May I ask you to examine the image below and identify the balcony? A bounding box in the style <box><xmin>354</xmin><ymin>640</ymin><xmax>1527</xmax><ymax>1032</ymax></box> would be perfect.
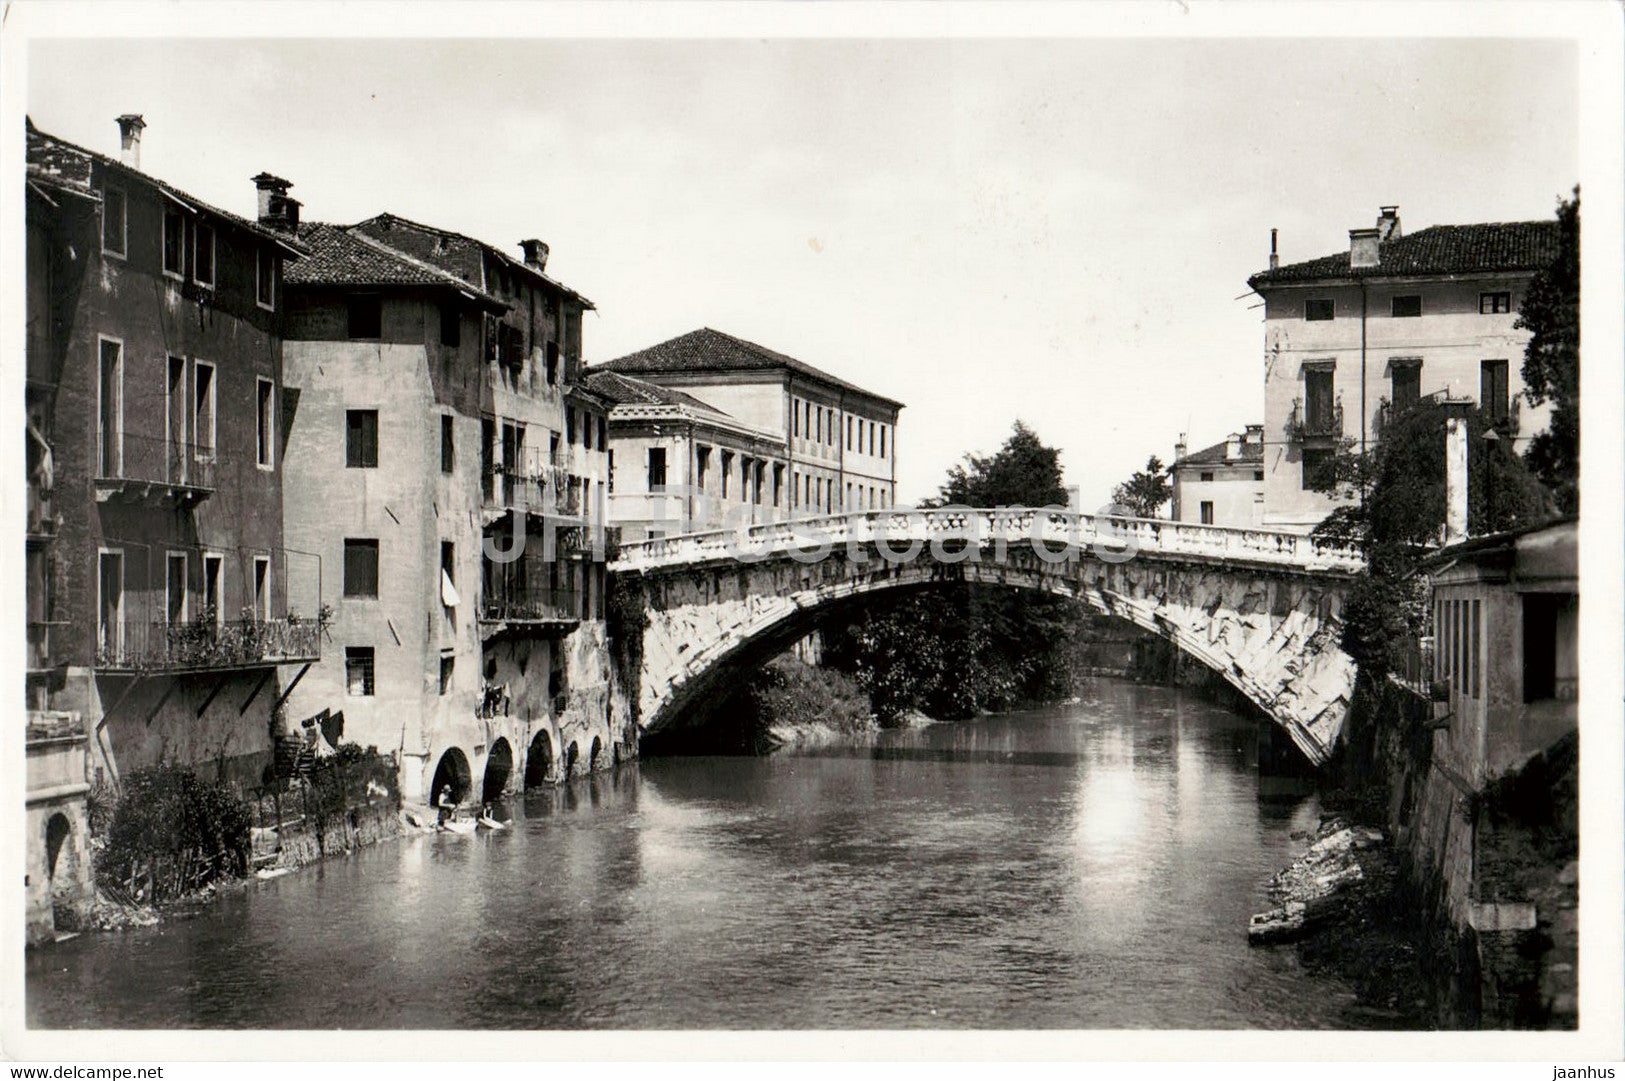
<box><xmin>95</xmin><ymin>617</ymin><xmax>321</xmax><ymax>674</ymax></box>
<box><xmin>1285</xmin><ymin>396</ymin><xmax>1344</xmax><ymax>444</ymax></box>
<box><xmin>94</xmin><ymin>433</ymin><xmax>216</xmax><ymax>508</ymax></box>
<box><xmin>477</xmin><ymin>588</ymin><xmax>580</xmax><ymax>639</ymax></box>
<box><xmin>482</xmin><ymin>448</ymin><xmax>585</xmax><ymax>524</ymax></box>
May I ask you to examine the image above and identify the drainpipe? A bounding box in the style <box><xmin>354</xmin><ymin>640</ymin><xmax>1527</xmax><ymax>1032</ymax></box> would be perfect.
<box><xmin>1359</xmin><ymin>280</ymin><xmax>1368</xmax><ymax>512</ymax></box>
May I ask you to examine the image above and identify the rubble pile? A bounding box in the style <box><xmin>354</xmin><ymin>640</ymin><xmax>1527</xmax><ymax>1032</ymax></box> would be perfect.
<box><xmin>1249</xmin><ymin>816</ymin><xmax>1384</xmax><ymax>945</ymax></box>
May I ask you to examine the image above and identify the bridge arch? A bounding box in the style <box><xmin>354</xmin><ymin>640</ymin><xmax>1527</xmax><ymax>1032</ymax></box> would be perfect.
<box><xmin>614</xmin><ymin>511</ymin><xmax>1359</xmax><ymax>765</ymax></box>
<box><xmin>482</xmin><ymin>738</ymin><xmax>514</xmax><ymax>803</ymax></box>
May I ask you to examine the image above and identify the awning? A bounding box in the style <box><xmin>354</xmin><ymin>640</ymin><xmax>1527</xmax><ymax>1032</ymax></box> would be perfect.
<box><xmin>442</xmin><ymin>569</ymin><xmax>461</xmax><ymax>608</ymax></box>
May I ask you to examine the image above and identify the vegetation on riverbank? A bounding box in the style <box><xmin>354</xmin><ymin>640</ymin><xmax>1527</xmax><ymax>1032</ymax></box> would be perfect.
<box><xmin>91</xmin><ymin>764</ymin><xmax>252</xmax><ymax>908</ymax></box>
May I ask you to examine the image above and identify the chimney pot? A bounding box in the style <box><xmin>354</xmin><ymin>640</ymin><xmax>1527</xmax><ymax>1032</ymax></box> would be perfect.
<box><xmin>1350</xmin><ymin>227</ymin><xmax>1380</xmax><ymax>270</ymax></box>
<box><xmin>519</xmin><ymin>239</ymin><xmax>550</xmax><ymax>272</ymax></box>
<box><xmin>115</xmin><ymin>114</ymin><xmax>145</xmax><ymax>170</ymax></box>
<box><xmin>1376</xmin><ymin>205</ymin><xmax>1401</xmax><ymax>242</ymax></box>
<box><xmin>252</xmin><ymin>173</ymin><xmax>299</xmax><ymax>232</ymax></box>
<box><xmin>1226</xmin><ymin>433</ymin><xmax>1242</xmax><ymax>460</ymax></box>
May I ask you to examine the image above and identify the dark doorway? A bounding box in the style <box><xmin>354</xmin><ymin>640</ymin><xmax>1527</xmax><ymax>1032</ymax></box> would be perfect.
<box><xmin>45</xmin><ymin>813</ymin><xmax>71</xmax><ymax>879</ymax></box>
<box><xmin>482</xmin><ymin>739</ymin><xmax>513</xmax><ymax>803</ymax></box>
<box><xmin>524</xmin><ymin>730</ymin><xmax>553</xmax><ymax>788</ymax></box>
<box><xmin>430</xmin><ymin>747</ymin><xmax>472</xmax><ymax>807</ymax></box>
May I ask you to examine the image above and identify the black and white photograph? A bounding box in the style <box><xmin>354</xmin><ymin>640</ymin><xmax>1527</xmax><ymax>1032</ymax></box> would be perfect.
<box><xmin>4</xmin><ymin>0</ymin><xmax>1622</xmax><ymax>1063</ymax></box>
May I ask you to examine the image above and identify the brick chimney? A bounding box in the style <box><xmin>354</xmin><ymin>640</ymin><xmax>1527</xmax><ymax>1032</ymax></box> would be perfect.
<box><xmin>252</xmin><ymin>173</ymin><xmax>300</xmax><ymax>232</ymax></box>
<box><xmin>1225</xmin><ymin>432</ymin><xmax>1242</xmax><ymax>460</ymax></box>
<box><xmin>1244</xmin><ymin>423</ymin><xmax>1264</xmax><ymax>448</ymax></box>
<box><xmin>1269</xmin><ymin>228</ymin><xmax>1279</xmax><ymax>271</ymax></box>
<box><xmin>1175</xmin><ymin>433</ymin><xmax>1188</xmax><ymax>462</ymax></box>
<box><xmin>1349</xmin><ymin>227</ymin><xmax>1380</xmax><ymax>270</ymax></box>
<box><xmin>1376</xmin><ymin>205</ymin><xmax>1401</xmax><ymax>242</ymax></box>
<box><xmin>519</xmin><ymin>239</ymin><xmax>550</xmax><ymax>272</ymax></box>
<box><xmin>116</xmin><ymin>114</ymin><xmax>145</xmax><ymax>170</ymax></box>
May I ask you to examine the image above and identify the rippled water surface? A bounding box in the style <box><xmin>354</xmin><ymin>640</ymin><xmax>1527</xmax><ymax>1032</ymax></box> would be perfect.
<box><xmin>28</xmin><ymin>679</ymin><xmax>1374</xmax><ymax>1029</ymax></box>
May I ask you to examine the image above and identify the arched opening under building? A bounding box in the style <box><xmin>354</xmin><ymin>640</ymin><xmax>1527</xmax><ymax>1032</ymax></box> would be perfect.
<box><xmin>563</xmin><ymin>740</ymin><xmax>580</xmax><ymax>779</ymax></box>
<box><xmin>45</xmin><ymin>813</ymin><xmax>71</xmax><ymax>880</ymax></box>
<box><xmin>524</xmin><ymin>729</ymin><xmax>553</xmax><ymax>788</ymax></box>
<box><xmin>589</xmin><ymin>736</ymin><xmax>603</xmax><ymax>772</ymax></box>
<box><xmin>430</xmin><ymin>747</ymin><xmax>472</xmax><ymax>808</ymax></box>
<box><xmin>482</xmin><ymin>738</ymin><xmax>513</xmax><ymax>803</ymax></box>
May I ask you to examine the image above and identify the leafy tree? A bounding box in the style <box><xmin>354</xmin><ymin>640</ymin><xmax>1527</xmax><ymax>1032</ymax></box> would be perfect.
<box><xmin>1515</xmin><ymin>188</ymin><xmax>1579</xmax><ymax>512</ymax></box>
<box><xmin>823</xmin><ymin>421</ymin><xmax>1086</xmax><ymax>724</ymax></box>
<box><xmin>1112</xmin><ymin>456</ymin><xmax>1171</xmax><ymax>518</ymax></box>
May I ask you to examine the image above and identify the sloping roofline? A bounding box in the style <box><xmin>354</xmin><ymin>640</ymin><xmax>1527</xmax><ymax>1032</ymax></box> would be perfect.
<box><xmin>353</xmin><ymin>211</ymin><xmax>596</xmax><ymax>311</ymax></box>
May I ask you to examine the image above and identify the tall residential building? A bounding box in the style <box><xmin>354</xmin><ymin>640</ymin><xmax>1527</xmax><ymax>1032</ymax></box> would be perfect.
<box><xmin>598</xmin><ymin>328</ymin><xmax>903</xmax><ymax>518</ymax></box>
<box><xmin>1248</xmin><ymin>207</ymin><xmax>1559</xmax><ymax>532</ymax></box>
<box><xmin>1168</xmin><ymin>426</ymin><xmax>1264</xmax><ymax>527</ymax></box>
<box><xmin>278</xmin><ymin>204</ymin><xmax>621</xmax><ymax>808</ymax></box>
<box><xmin>585</xmin><ymin>369</ymin><xmax>789</xmax><ymax>540</ymax></box>
<box><xmin>25</xmin><ymin>117</ymin><xmax>312</xmax><ymax>941</ymax></box>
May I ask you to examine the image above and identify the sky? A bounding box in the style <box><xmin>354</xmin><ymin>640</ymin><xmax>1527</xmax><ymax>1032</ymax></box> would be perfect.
<box><xmin>26</xmin><ymin>33</ymin><xmax>1579</xmax><ymax>508</ymax></box>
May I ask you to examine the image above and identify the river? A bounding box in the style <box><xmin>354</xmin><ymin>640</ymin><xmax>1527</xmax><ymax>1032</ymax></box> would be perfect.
<box><xmin>27</xmin><ymin>677</ymin><xmax>1381</xmax><ymax>1029</ymax></box>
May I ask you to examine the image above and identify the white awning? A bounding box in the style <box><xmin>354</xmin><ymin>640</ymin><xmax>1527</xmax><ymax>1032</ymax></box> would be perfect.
<box><xmin>441</xmin><ymin>570</ymin><xmax>461</xmax><ymax>608</ymax></box>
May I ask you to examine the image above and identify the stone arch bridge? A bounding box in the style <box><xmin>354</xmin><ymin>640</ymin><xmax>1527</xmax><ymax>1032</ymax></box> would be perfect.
<box><xmin>609</xmin><ymin>509</ymin><xmax>1365</xmax><ymax>766</ymax></box>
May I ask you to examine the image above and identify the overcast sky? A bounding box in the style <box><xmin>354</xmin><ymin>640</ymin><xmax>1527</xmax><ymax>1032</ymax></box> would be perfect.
<box><xmin>27</xmin><ymin>34</ymin><xmax>1577</xmax><ymax>506</ymax></box>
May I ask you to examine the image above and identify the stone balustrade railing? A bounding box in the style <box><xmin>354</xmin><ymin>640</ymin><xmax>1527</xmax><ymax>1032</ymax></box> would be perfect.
<box><xmin>611</xmin><ymin>508</ymin><xmax>1365</xmax><ymax>575</ymax></box>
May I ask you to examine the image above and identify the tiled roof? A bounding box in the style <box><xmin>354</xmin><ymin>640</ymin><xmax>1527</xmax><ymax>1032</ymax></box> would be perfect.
<box><xmin>352</xmin><ymin>213</ymin><xmax>595</xmax><ymax>311</ymax></box>
<box><xmin>284</xmin><ymin>223</ymin><xmax>504</xmax><ymax>308</ymax></box>
<box><xmin>584</xmin><ymin>369</ymin><xmax>734</xmax><ymax>417</ymax></box>
<box><xmin>599</xmin><ymin>328</ymin><xmax>905</xmax><ymax>410</ymax></box>
<box><xmin>1176</xmin><ymin>436</ymin><xmax>1264</xmax><ymax>468</ymax></box>
<box><xmin>25</xmin><ymin>118</ymin><xmax>307</xmax><ymax>256</ymax></box>
<box><xmin>1248</xmin><ymin>221</ymin><xmax>1559</xmax><ymax>287</ymax></box>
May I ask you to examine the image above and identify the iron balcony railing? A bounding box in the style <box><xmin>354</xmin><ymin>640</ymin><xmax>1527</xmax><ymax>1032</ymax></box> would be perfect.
<box><xmin>96</xmin><ymin>617</ymin><xmax>321</xmax><ymax>673</ymax></box>
<box><xmin>477</xmin><ymin>588</ymin><xmax>580</xmax><ymax>626</ymax></box>
<box><xmin>1286</xmin><ymin>396</ymin><xmax>1344</xmax><ymax>442</ymax></box>
<box><xmin>483</xmin><ymin>447</ymin><xmax>584</xmax><ymax>519</ymax></box>
<box><xmin>94</xmin><ymin>432</ymin><xmax>217</xmax><ymax>502</ymax></box>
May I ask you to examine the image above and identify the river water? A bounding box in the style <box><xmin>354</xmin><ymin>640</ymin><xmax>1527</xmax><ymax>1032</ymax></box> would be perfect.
<box><xmin>28</xmin><ymin>678</ymin><xmax>1379</xmax><ymax>1029</ymax></box>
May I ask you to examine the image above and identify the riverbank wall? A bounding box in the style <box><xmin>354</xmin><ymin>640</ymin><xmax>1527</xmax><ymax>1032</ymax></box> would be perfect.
<box><xmin>1336</xmin><ymin>673</ymin><xmax>1578</xmax><ymax>1028</ymax></box>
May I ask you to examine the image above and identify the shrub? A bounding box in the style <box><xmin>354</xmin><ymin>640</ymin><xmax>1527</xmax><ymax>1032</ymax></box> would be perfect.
<box><xmin>95</xmin><ymin>764</ymin><xmax>252</xmax><ymax>904</ymax></box>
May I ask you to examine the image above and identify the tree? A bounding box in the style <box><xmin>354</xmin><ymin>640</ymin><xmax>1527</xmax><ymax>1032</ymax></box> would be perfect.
<box><xmin>823</xmin><ymin>420</ymin><xmax>1085</xmax><ymax>724</ymax></box>
<box><xmin>1112</xmin><ymin>456</ymin><xmax>1171</xmax><ymax>518</ymax></box>
<box><xmin>1515</xmin><ymin>188</ymin><xmax>1579</xmax><ymax>513</ymax></box>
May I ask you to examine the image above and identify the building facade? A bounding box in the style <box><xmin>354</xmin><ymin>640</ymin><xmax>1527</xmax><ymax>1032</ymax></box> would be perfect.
<box><xmin>1168</xmin><ymin>426</ymin><xmax>1264</xmax><ymax>527</ymax></box>
<box><xmin>586</xmin><ymin>369</ymin><xmax>789</xmax><ymax>539</ymax></box>
<box><xmin>597</xmin><ymin>328</ymin><xmax>902</xmax><ymax>518</ymax></box>
<box><xmin>1248</xmin><ymin>207</ymin><xmax>1558</xmax><ymax>532</ymax></box>
<box><xmin>279</xmin><ymin>207</ymin><xmax>623</xmax><ymax>808</ymax></box>
<box><xmin>25</xmin><ymin>117</ymin><xmax>314</xmax><ymax>942</ymax></box>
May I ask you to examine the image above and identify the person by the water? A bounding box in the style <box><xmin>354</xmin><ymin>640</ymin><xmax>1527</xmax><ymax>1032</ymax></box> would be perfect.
<box><xmin>436</xmin><ymin>784</ymin><xmax>455</xmax><ymax>826</ymax></box>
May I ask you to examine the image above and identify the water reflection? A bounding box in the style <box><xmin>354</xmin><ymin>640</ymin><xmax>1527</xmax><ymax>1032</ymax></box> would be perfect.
<box><xmin>28</xmin><ymin>679</ymin><xmax>1368</xmax><ymax>1030</ymax></box>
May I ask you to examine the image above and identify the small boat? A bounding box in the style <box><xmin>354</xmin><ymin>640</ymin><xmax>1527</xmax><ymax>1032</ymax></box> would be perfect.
<box><xmin>439</xmin><ymin>817</ymin><xmax>477</xmax><ymax>835</ymax></box>
<box><xmin>256</xmin><ymin>867</ymin><xmax>292</xmax><ymax>880</ymax></box>
<box><xmin>477</xmin><ymin>814</ymin><xmax>507</xmax><ymax>830</ymax></box>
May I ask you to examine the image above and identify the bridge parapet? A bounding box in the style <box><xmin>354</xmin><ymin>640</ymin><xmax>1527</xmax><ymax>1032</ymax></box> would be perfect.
<box><xmin>612</xmin><ymin>508</ymin><xmax>1364</xmax><ymax>576</ymax></box>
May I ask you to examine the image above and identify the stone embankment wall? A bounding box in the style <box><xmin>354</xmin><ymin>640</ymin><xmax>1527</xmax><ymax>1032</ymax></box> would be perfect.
<box><xmin>1339</xmin><ymin>675</ymin><xmax>1578</xmax><ymax>1028</ymax></box>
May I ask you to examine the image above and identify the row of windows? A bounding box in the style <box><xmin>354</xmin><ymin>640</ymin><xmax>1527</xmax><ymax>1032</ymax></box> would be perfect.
<box><xmin>100</xmin><ymin>187</ymin><xmax>278</xmax><ymax>310</ymax></box>
<box><xmin>94</xmin><ymin>549</ymin><xmax>275</xmax><ymax>661</ymax></box>
<box><xmin>342</xmin><ymin>408</ymin><xmax>602</xmax><ymax>474</ymax></box>
<box><xmin>1303</xmin><ymin>291</ymin><xmax>1512</xmax><ymax>322</ymax></box>
<box><xmin>794</xmin><ymin>473</ymin><xmax>889</xmax><ymax>512</ymax></box>
<box><xmin>792</xmin><ymin>396</ymin><xmax>889</xmax><ymax>459</ymax></box>
<box><xmin>95</xmin><ymin>339</ymin><xmax>276</xmax><ymax>475</ymax></box>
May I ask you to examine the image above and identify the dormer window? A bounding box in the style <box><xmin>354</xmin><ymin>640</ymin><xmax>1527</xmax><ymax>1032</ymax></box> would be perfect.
<box><xmin>101</xmin><ymin>187</ymin><xmax>127</xmax><ymax>258</ymax></box>
<box><xmin>193</xmin><ymin>220</ymin><xmax>216</xmax><ymax>286</ymax></box>
<box><xmin>162</xmin><ymin>209</ymin><xmax>185</xmax><ymax>277</ymax></box>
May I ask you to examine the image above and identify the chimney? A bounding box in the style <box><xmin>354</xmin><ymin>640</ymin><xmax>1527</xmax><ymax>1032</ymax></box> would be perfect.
<box><xmin>519</xmin><ymin>239</ymin><xmax>550</xmax><ymax>272</ymax></box>
<box><xmin>1225</xmin><ymin>432</ymin><xmax>1242</xmax><ymax>460</ymax></box>
<box><xmin>1376</xmin><ymin>205</ymin><xmax>1401</xmax><ymax>242</ymax></box>
<box><xmin>252</xmin><ymin>173</ymin><xmax>300</xmax><ymax>232</ymax></box>
<box><xmin>1174</xmin><ymin>433</ymin><xmax>1188</xmax><ymax>462</ymax></box>
<box><xmin>1269</xmin><ymin>228</ymin><xmax>1279</xmax><ymax>271</ymax></box>
<box><xmin>115</xmin><ymin>114</ymin><xmax>146</xmax><ymax>170</ymax></box>
<box><xmin>1349</xmin><ymin>227</ymin><xmax>1380</xmax><ymax>270</ymax></box>
<box><xmin>1244</xmin><ymin>423</ymin><xmax>1264</xmax><ymax>448</ymax></box>
<box><xmin>1444</xmin><ymin>402</ymin><xmax>1470</xmax><ymax>544</ymax></box>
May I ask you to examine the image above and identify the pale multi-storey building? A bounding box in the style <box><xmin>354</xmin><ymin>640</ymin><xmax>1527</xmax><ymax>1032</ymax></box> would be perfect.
<box><xmin>1168</xmin><ymin>426</ymin><xmax>1264</xmax><ymax>528</ymax></box>
<box><xmin>1248</xmin><ymin>207</ymin><xmax>1558</xmax><ymax>532</ymax></box>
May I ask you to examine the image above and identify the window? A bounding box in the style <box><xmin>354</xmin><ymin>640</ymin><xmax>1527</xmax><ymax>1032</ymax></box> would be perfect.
<box><xmin>1304</xmin><ymin>365</ymin><xmax>1335</xmax><ymax>433</ymax></box>
<box><xmin>346</xmin><ymin>647</ymin><xmax>375</xmax><ymax>696</ymax></box>
<box><xmin>545</xmin><ymin>342</ymin><xmax>559</xmax><ymax>385</ymax></box>
<box><xmin>1480</xmin><ymin>291</ymin><xmax>1512</xmax><ymax>314</ymax></box>
<box><xmin>847</xmin><ymin>416</ymin><xmax>854</xmax><ymax>450</ymax></box>
<box><xmin>98</xmin><ymin>551</ymin><xmax>124</xmax><ymax>658</ymax></box>
<box><xmin>253</xmin><ymin>556</ymin><xmax>271</xmax><ymax>620</ymax></box>
<box><xmin>256</xmin><ymin>248</ymin><xmax>276</xmax><ymax>309</ymax></box>
<box><xmin>1390</xmin><ymin>294</ymin><xmax>1421</xmax><ymax>318</ymax></box>
<box><xmin>607</xmin><ymin>450</ymin><xmax>615</xmax><ymax>492</ymax></box>
<box><xmin>256</xmin><ymin>378</ymin><xmax>275</xmax><ymax>468</ymax></box>
<box><xmin>1304</xmin><ymin>297</ymin><xmax>1334</xmax><ymax>321</ymax></box>
<box><xmin>773</xmin><ymin>464</ymin><xmax>784</xmax><ymax>507</ymax></box>
<box><xmin>869</xmin><ymin>422</ymin><xmax>875</xmax><ymax>456</ymax></box>
<box><xmin>163</xmin><ymin>209</ymin><xmax>185</xmax><ymax>277</ymax></box>
<box><xmin>441</xmin><ymin>415</ymin><xmax>455</xmax><ymax>474</ymax></box>
<box><xmin>647</xmin><ymin>447</ymin><xmax>666</xmax><ymax>490</ymax></box>
<box><xmin>696</xmin><ymin>445</ymin><xmax>710</xmax><ymax>491</ymax></box>
<box><xmin>193</xmin><ymin>220</ymin><xmax>215</xmax><ymax>286</ymax></box>
<box><xmin>1199</xmin><ymin>471</ymin><xmax>1214</xmax><ymax>482</ymax></box>
<box><xmin>566</xmin><ymin>407</ymin><xmax>577</xmax><ymax>446</ymax></box>
<box><xmin>98</xmin><ymin>338</ymin><xmax>123</xmax><ymax>477</ymax></box>
<box><xmin>721</xmin><ymin>451</ymin><xmax>733</xmax><ymax>498</ymax></box>
<box><xmin>1199</xmin><ymin>501</ymin><xmax>1215</xmax><ymax>525</ymax></box>
<box><xmin>1522</xmin><ymin>593</ymin><xmax>1577</xmax><ymax>702</ymax></box>
<box><xmin>1470</xmin><ymin>598</ymin><xmax>1481</xmax><ymax>700</ymax></box>
<box><xmin>880</xmin><ymin>425</ymin><xmax>887</xmax><ymax>458</ymax></box>
<box><xmin>441</xmin><ymin>541</ymin><xmax>457</xmax><ymax>612</ymax></box>
<box><xmin>1254</xmin><ymin>470</ymin><xmax>1264</xmax><ymax>481</ymax></box>
<box><xmin>439</xmin><ymin>655</ymin><xmax>454</xmax><ymax>696</ymax></box>
<box><xmin>202</xmin><ymin>554</ymin><xmax>223</xmax><ymax>625</ymax></box>
<box><xmin>597</xmin><ymin>416</ymin><xmax>606</xmax><ymax>451</ymax></box>
<box><xmin>792</xmin><ymin>400</ymin><xmax>800</xmax><ymax>437</ymax></box>
<box><xmin>102</xmin><ymin>188</ymin><xmax>127</xmax><ymax>257</ymax></box>
<box><xmin>346</xmin><ymin>409</ymin><xmax>379</xmax><ymax>468</ymax></box>
<box><xmin>166</xmin><ymin>553</ymin><xmax>189</xmax><ymax>624</ymax></box>
<box><xmin>193</xmin><ymin>361</ymin><xmax>216</xmax><ymax>459</ymax></box>
<box><xmin>347</xmin><ymin>294</ymin><xmax>382</xmax><ymax>339</ymax></box>
<box><xmin>845</xmin><ymin>481</ymin><xmax>853</xmax><ymax>509</ymax></box>
<box><xmin>1481</xmin><ymin>360</ymin><xmax>1510</xmax><ymax>424</ymax></box>
<box><xmin>815</xmin><ymin>407</ymin><xmax>822</xmax><ymax>443</ymax></box>
<box><xmin>1390</xmin><ymin>359</ymin><xmax>1422</xmax><ymax>414</ymax></box>
<box><xmin>1301</xmin><ymin>447</ymin><xmax>1333</xmax><ymax>490</ymax></box>
<box><xmin>343</xmin><ymin>539</ymin><xmax>379</xmax><ymax>598</ymax></box>
<box><xmin>754</xmin><ymin>463</ymin><xmax>764</xmax><ymax>505</ymax></box>
<box><xmin>439</xmin><ymin>303</ymin><xmax>460</xmax><ymax>347</ymax></box>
